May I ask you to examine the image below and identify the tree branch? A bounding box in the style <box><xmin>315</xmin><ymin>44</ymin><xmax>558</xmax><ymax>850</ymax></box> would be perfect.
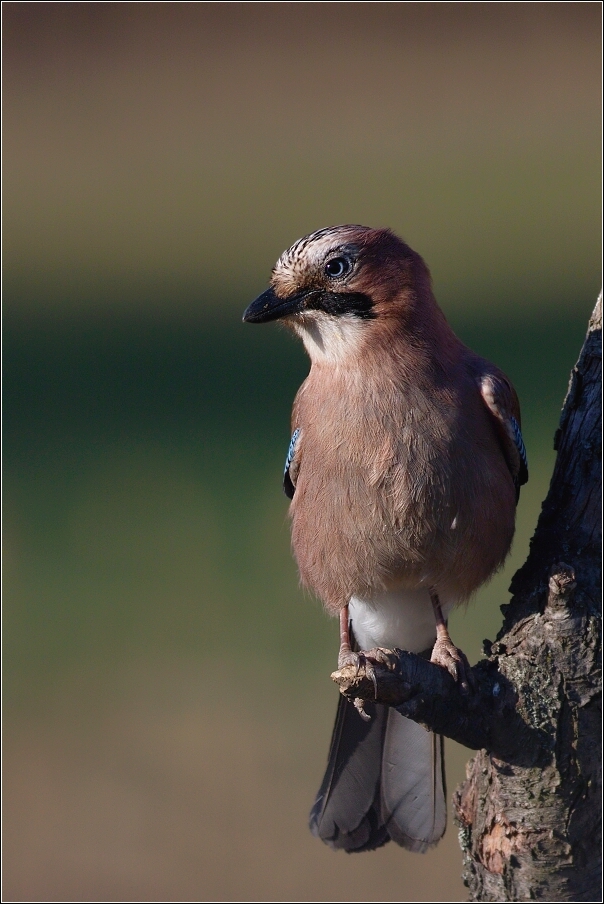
<box><xmin>332</xmin><ymin>567</ymin><xmax>578</xmax><ymax>765</ymax></box>
<box><xmin>332</xmin><ymin>297</ymin><xmax>602</xmax><ymax>901</ymax></box>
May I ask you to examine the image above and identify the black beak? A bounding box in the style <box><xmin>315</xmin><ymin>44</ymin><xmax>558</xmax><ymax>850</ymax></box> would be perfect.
<box><xmin>242</xmin><ymin>287</ymin><xmax>307</xmax><ymax>324</ymax></box>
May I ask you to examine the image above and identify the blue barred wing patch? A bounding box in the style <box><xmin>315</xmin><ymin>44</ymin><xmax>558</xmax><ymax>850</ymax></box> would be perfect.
<box><xmin>283</xmin><ymin>428</ymin><xmax>300</xmax><ymax>499</ymax></box>
<box><xmin>284</xmin><ymin>428</ymin><xmax>300</xmax><ymax>475</ymax></box>
<box><xmin>510</xmin><ymin>416</ymin><xmax>528</xmax><ymax>487</ymax></box>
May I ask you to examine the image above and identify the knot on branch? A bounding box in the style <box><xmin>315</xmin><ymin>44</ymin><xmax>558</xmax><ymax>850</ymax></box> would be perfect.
<box><xmin>547</xmin><ymin>562</ymin><xmax>577</xmax><ymax>611</ymax></box>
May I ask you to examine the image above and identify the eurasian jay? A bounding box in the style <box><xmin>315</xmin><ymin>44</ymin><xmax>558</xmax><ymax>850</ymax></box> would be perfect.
<box><xmin>243</xmin><ymin>225</ymin><xmax>528</xmax><ymax>854</ymax></box>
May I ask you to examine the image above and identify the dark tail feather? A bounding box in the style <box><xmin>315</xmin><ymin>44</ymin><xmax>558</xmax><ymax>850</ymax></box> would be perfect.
<box><xmin>310</xmin><ymin>698</ymin><xmax>446</xmax><ymax>854</ymax></box>
<box><xmin>309</xmin><ymin>694</ymin><xmax>390</xmax><ymax>852</ymax></box>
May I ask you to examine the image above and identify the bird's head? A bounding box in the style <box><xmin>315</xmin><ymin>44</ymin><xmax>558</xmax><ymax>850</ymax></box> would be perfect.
<box><xmin>243</xmin><ymin>225</ymin><xmax>432</xmax><ymax>364</ymax></box>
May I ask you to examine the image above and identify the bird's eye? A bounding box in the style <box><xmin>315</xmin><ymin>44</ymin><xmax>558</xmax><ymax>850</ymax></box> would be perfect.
<box><xmin>325</xmin><ymin>257</ymin><xmax>351</xmax><ymax>279</ymax></box>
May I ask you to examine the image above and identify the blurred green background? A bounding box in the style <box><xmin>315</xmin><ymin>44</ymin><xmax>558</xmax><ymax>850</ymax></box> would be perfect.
<box><xmin>3</xmin><ymin>3</ymin><xmax>600</xmax><ymax>901</ymax></box>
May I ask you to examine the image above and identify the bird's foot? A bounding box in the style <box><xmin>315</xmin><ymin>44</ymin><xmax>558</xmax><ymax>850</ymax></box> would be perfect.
<box><xmin>337</xmin><ymin>647</ymin><xmax>399</xmax><ymax>719</ymax></box>
<box><xmin>337</xmin><ymin>645</ymin><xmax>395</xmax><ymax>675</ymax></box>
<box><xmin>337</xmin><ymin>648</ymin><xmax>378</xmax><ymax>695</ymax></box>
<box><xmin>430</xmin><ymin>636</ymin><xmax>475</xmax><ymax>695</ymax></box>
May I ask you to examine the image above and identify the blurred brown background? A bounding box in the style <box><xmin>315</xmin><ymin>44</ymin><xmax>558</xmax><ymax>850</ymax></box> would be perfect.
<box><xmin>2</xmin><ymin>3</ymin><xmax>601</xmax><ymax>901</ymax></box>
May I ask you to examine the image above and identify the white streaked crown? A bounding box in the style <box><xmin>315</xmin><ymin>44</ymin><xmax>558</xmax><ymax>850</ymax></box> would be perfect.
<box><xmin>272</xmin><ymin>225</ymin><xmax>368</xmax><ymax>296</ymax></box>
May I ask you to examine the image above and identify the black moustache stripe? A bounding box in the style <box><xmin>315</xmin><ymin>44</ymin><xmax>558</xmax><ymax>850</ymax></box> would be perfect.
<box><xmin>307</xmin><ymin>291</ymin><xmax>375</xmax><ymax>320</ymax></box>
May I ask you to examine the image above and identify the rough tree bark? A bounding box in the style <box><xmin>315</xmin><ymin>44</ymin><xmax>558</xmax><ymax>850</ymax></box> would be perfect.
<box><xmin>333</xmin><ymin>298</ymin><xmax>601</xmax><ymax>902</ymax></box>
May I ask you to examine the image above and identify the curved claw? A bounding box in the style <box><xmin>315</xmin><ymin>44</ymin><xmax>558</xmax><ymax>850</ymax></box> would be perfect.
<box><xmin>430</xmin><ymin>636</ymin><xmax>476</xmax><ymax>695</ymax></box>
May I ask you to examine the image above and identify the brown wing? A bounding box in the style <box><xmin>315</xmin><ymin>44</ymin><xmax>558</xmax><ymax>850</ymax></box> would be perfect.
<box><xmin>477</xmin><ymin>369</ymin><xmax>528</xmax><ymax>498</ymax></box>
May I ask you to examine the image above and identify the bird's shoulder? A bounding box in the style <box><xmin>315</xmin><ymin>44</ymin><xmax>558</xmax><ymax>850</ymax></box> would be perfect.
<box><xmin>466</xmin><ymin>353</ymin><xmax>528</xmax><ymax>494</ymax></box>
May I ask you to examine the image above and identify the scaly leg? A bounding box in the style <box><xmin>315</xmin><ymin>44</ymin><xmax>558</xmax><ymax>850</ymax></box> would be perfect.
<box><xmin>429</xmin><ymin>590</ymin><xmax>475</xmax><ymax>694</ymax></box>
<box><xmin>336</xmin><ymin>604</ymin><xmax>382</xmax><ymax>720</ymax></box>
<box><xmin>337</xmin><ymin>604</ymin><xmax>354</xmax><ymax>669</ymax></box>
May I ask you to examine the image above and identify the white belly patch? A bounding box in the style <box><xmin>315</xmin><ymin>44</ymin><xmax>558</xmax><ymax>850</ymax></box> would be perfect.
<box><xmin>348</xmin><ymin>589</ymin><xmax>457</xmax><ymax>654</ymax></box>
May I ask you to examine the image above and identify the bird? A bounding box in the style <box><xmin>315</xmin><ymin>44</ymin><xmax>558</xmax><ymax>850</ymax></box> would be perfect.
<box><xmin>242</xmin><ymin>225</ymin><xmax>528</xmax><ymax>854</ymax></box>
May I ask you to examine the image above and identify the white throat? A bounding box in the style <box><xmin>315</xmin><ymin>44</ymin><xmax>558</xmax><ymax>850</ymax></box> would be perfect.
<box><xmin>291</xmin><ymin>312</ymin><xmax>367</xmax><ymax>366</ymax></box>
